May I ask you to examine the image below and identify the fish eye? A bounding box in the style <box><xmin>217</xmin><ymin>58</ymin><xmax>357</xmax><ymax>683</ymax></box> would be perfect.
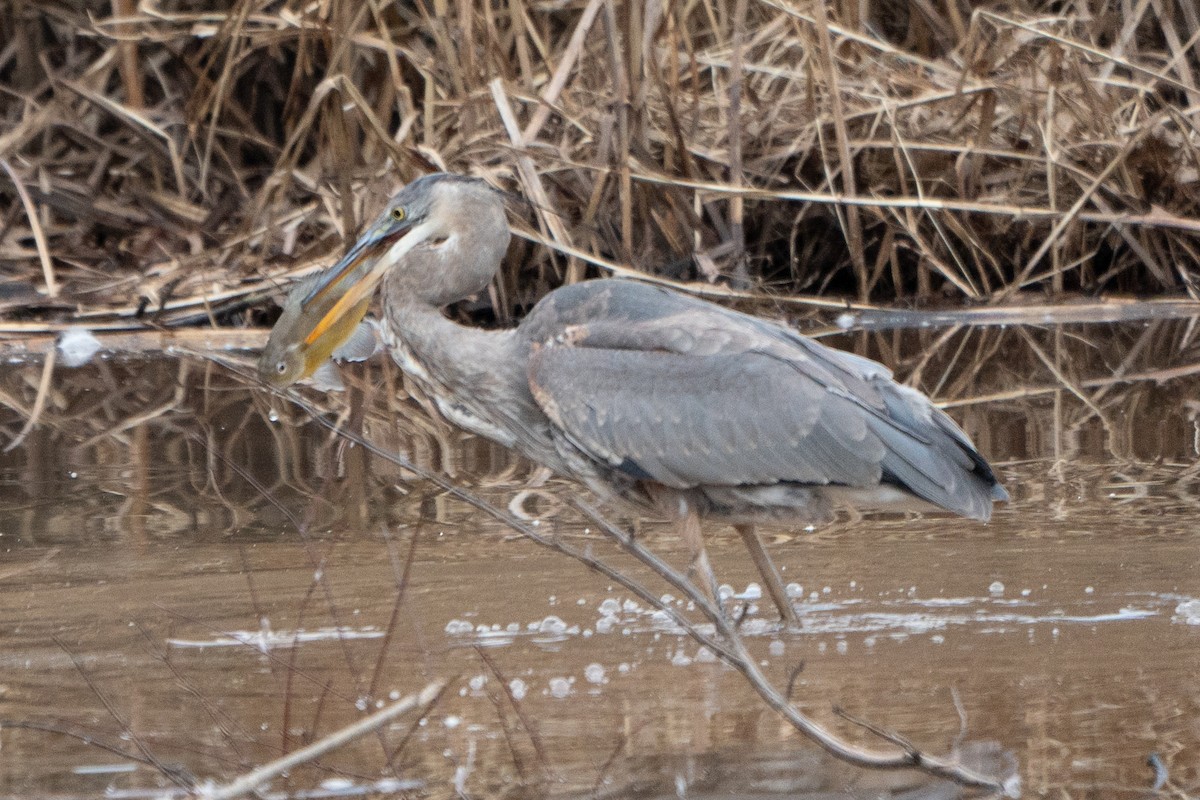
<box><xmin>275</xmin><ymin>360</ymin><xmax>288</xmax><ymax>375</ymax></box>
<box><xmin>390</xmin><ymin>207</ymin><xmax>407</xmax><ymax>222</ymax></box>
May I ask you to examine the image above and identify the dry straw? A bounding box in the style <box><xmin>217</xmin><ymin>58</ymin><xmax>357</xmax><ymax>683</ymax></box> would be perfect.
<box><xmin>2</xmin><ymin>0</ymin><xmax>1199</xmax><ymax>334</ymax></box>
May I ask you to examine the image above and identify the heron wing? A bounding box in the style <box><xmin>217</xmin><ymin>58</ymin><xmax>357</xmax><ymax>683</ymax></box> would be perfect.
<box><xmin>529</xmin><ymin>344</ymin><xmax>886</xmax><ymax>488</ymax></box>
<box><xmin>522</xmin><ymin>279</ymin><xmax>1002</xmax><ymax>520</ymax></box>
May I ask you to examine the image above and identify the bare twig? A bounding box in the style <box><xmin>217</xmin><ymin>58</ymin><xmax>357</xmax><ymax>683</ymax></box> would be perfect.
<box><xmin>53</xmin><ymin>635</ymin><xmax>193</xmax><ymax>789</ymax></box>
<box><xmin>1</xmin><ymin>158</ymin><xmax>58</xmax><ymax>298</ymax></box>
<box><xmin>475</xmin><ymin>646</ymin><xmax>552</xmax><ymax>775</ymax></box>
<box><xmin>573</xmin><ymin>502</ymin><xmax>1008</xmax><ymax>791</ymax></box>
<box><xmin>203</xmin><ymin>680</ymin><xmax>446</xmax><ymax>800</ymax></box>
<box><xmin>4</xmin><ymin>344</ymin><xmax>55</xmax><ymax>453</ymax></box>
<box><xmin>489</xmin><ymin>78</ymin><xmax>581</xmax><ymax>281</ymax></box>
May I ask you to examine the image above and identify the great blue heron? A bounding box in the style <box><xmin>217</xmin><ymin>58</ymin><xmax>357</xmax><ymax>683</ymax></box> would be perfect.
<box><xmin>259</xmin><ymin>173</ymin><xmax>1008</xmax><ymax>625</ymax></box>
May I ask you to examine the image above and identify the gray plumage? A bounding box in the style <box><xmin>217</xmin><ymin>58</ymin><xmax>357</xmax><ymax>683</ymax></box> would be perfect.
<box><xmin>521</xmin><ymin>279</ymin><xmax>1005</xmax><ymax>522</ymax></box>
<box><xmin>343</xmin><ymin>174</ymin><xmax>1006</xmax><ymax>526</ymax></box>
<box><xmin>267</xmin><ymin>172</ymin><xmax>1008</xmax><ymax>624</ymax></box>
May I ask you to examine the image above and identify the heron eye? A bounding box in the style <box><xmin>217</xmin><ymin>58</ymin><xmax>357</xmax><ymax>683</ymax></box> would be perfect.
<box><xmin>390</xmin><ymin>207</ymin><xmax>407</xmax><ymax>222</ymax></box>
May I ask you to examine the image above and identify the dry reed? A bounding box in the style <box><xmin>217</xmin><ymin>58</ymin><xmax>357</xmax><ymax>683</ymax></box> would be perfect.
<box><xmin>1</xmin><ymin>0</ymin><xmax>1200</xmax><ymax>333</ymax></box>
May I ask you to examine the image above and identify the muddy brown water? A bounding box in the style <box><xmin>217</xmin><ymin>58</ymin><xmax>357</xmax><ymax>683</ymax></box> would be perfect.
<box><xmin>1</xmin><ymin>319</ymin><xmax>1199</xmax><ymax>798</ymax></box>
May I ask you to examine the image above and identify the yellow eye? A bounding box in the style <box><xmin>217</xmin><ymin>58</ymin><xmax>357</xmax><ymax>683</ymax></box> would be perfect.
<box><xmin>390</xmin><ymin>207</ymin><xmax>407</xmax><ymax>222</ymax></box>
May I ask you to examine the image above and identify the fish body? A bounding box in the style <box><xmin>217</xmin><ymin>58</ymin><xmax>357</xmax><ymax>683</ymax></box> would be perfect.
<box><xmin>258</xmin><ymin>271</ymin><xmax>376</xmax><ymax>387</ymax></box>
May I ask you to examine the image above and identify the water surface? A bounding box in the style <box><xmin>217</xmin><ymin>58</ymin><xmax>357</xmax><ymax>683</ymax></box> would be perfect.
<box><xmin>1</xmin><ymin>319</ymin><xmax>1198</xmax><ymax>798</ymax></box>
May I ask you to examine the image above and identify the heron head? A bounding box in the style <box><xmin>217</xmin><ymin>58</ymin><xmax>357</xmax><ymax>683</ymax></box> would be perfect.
<box><xmin>257</xmin><ymin>173</ymin><xmax>509</xmax><ymax>387</ymax></box>
<box><xmin>375</xmin><ymin>173</ymin><xmax>511</xmax><ymax>304</ymax></box>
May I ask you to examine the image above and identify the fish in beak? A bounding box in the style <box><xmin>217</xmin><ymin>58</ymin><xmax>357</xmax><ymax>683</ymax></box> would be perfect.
<box><xmin>257</xmin><ymin>215</ymin><xmax>420</xmax><ymax>387</ymax></box>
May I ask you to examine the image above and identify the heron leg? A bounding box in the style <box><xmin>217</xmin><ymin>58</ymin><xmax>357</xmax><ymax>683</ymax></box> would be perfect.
<box><xmin>677</xmin><ymin>501</ymin><xmax>720</xmax><ymax>606</ymax></box>
<box><xmin>734</xmin><ymin>524</ymin><xmax>799</xmax><ymax>626</ymax></box>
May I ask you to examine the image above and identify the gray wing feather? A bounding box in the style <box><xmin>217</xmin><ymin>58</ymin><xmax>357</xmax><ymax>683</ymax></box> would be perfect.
<box><xmin>522</xmin><ymin>279</ymin><xmax>1004</xmax><ymax>520</ymax></box>
<box><xmin>529</xmin><ymin>346</ymin><xmax>887</xmax><ymax>490</ymax></box>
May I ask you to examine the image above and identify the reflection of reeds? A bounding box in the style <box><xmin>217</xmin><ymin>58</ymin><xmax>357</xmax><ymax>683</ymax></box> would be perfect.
<box><xmin>3</xmin><ymin>2</ymin><xmax>1200</xmax><ymax>335</ymax></box>
<box><xmin>0</xmin><ymin>355</ymin><xmax>550</xmax><ymax>540</ymax></box>
<box><xmin>1</xmin><ymin>319</ymin><xmax>1198</xmax><ymax>539</ymax></box>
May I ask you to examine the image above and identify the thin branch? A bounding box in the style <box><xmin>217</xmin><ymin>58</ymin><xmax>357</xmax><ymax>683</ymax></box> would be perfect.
<box><xmin>0</xmin><ymin>158</ymin><xmax>58</xmax><ymax>297</ymax></box>
<box><xmin>52</xmin><ymin>635</ymin><xmax>194</xmax><ymax>789</ymax></box>
<box><xmin>204</xmin><ymin>680</ymin><xmax>447</xmax><ymax>800</ymax></box>
<box><xmin>4</xmin><ymin>345</ymin><xmax>56</xmax><ymax>452</ymax></box>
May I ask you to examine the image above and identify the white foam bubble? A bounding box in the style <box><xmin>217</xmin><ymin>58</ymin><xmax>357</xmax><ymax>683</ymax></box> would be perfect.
<box><xmin>1172</xmin><ymin>599</ymin><xmax>1200</xmax><ymax>625</ymax></box>
<box><xmin>57</xmin><ymin>327</ymin><xmax>102</xmax><ymax>367</ymax></box>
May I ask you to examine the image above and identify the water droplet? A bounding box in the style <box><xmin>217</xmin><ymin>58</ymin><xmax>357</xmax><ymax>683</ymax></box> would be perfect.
<box><xmin>670</xmin><ymin>651</ymin><xmax>693</xmax><ymax>667</ymax></box>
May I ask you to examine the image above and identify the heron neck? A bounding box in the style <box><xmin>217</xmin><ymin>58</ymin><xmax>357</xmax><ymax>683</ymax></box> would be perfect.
<box><xmin>383</xmin><ymin>298</ymin><xmax>523</xmax><ymax>398</ymax></box>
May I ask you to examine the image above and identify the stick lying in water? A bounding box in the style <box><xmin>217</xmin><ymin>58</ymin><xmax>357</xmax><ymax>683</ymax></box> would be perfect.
<box><xmin>203</xmin><ymin>680</ymin><xmax>446</xmax><ymax>800</ymax></box>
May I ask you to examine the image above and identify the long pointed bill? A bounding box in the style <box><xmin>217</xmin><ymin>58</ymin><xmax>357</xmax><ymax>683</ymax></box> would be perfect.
<box><xmin>300</xmin><ymin>219</ymin><xmax>436</xmax><ymax>351</ymax></box>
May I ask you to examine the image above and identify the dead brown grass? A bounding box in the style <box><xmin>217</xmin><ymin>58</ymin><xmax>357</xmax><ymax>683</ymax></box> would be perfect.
<box><xmin>2</xmin><ymin>0</ymin><xmax>1200</xmax><ymax>332</ymax></box>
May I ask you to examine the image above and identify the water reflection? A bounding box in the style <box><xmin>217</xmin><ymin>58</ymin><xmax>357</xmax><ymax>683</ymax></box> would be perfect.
<box><xmin>587</xmin><ymin>741</ymin><xmax>1016</xmax><ymax>800</ymax></box>
<box><xmin>0</xmin><ymin>319</ymin><xmax>1197</xmax><ymax>798</ymax></box>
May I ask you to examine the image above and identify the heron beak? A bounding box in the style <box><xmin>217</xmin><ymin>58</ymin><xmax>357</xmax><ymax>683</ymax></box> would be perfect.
<box><xmin>299</xmin><ymin>223</ymin><xmax>407</xmax><ymax>351</ymax></box>
<box><xmin>284</xmin><ymin>213</ymin><xmax>439</xmax><ymax>383</ymax></box>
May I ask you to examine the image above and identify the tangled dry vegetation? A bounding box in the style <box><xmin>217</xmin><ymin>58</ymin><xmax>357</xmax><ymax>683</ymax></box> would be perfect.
<box><xmin>2</xmin><ymin>0</ymin><xmax>1200</xmax><ymax>334</ymax></box>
